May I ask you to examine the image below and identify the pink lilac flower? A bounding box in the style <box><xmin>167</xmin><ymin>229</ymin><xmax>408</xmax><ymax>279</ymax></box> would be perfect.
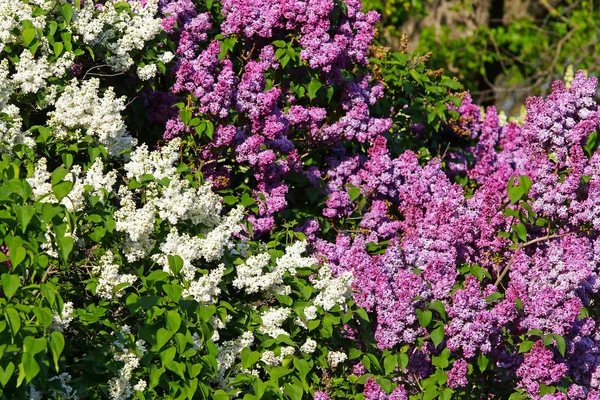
<box><xmin>447</xmin><ymin>360</ymin><xmax>469</xmax><ymax>388</ymax></box>
<box><xmin>516</xmin><ymin>341</ymin><xmax>568</xmax><ymax>398</ymax></box>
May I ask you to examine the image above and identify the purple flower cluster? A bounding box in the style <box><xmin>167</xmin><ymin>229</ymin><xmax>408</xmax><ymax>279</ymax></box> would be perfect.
<box><xmin>220</xmin><ymin>0</ymin><xmax>378</xmax><ymax>77</ymax></box>
<box><xmin>158</xmin><ymin>0</ymin><xmax>390</xmax><ymax>234</ymax></box>
<box><xmin>315</xmin><ymin>72</ymin><xmax>600</xmax><ymax>397</ymax></box>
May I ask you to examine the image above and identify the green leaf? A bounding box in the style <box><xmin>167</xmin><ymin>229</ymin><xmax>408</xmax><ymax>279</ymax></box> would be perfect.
<box><xmin>19</xmin><ymin>352</ymin><xmax>40</xmax><ymax>384</ymax></box>
<box><xmin>423</xmin><ymin>384</ymin><xmax>439</xmax><ymax>400</ymax></box>
<box><xmin>307</xmin><ymin>79</ymin><xmax>323</xmax><ymax>100</ymax></box>
<box><xmin>15</xmin><ymin>205</ymin><xmax>35</xmax><ymax>233</ymax></box>
<box><xmin>163</xmin><ymin>284</ymin><xmax>183</xmax><ymax>303</ymax></box>
<box><xmin>485</xmin><ymin>292</ymin><xmax>503</xmax><ymax>303</ymax></box>
<box><xmin>165</xmin><ymin>360</ymin><xmax>185</xmax><ymax>378</ymax></box>
<box><xmin>159</xmin><ymin>346</ymin><xmax>176</xmax><ymax>365</ymax></box>
<box><xmin>23</xmin><ymin>336</ymin><xmax>46</xmax><ymax>355</ymax></box>
<box><xmin>52</xmin><ymin>41</ymin><xmax>63</xmax><ymax>57</ymax></box>
<box><xmin>512</xmin><ymin>223</ymin><xmax>527</xmax><ymax>242</ymax></box>
<box><xmin>9</xmin><ymin>245</ymin><xmax>26</xmax><ymax>268</ymax></box>
<box><xmin>518</xmin><ymin>175</ymin><xmax>532</xmax><ymax>194</ymax></box>
<box><xmin>205</xmin><ymin>120</ymin><xmax>214</xmax><ymax>140</ymax></box>
<box><xmin>167</xmin><ymin>255</ymin><xmax>184</xmax><ymax>276</ymax></box>
<box><xmin>293</xmin><ymin>358</ymin><xmax>311</xmax><ymax>378</ymax></box>
<box><xmin>53</xmin><ymin>181</ymin><xmax>73</xmax><ymax>201</ymax></box>
<box><xmin>429</xmin><ymin>300</ymin><xmax>447</xmax><ymax>321</ymax></box>
<box><xmin>478</xmin><ymin>353</ymin><xmax>490</xmax><ymax>372</ymax></box>
<box><xmin>383</xmin><ymin>355</ymin><xmax>397</xmax><ymax>376</ymax></box>
<box><xmin>417</xmin><ymin>309</ymin><xmax>432</xmax><ymax>327</ymax></box>
<box><xmin>430</xmin><ymin>326</ymin><xmax>445</xmax><ymax>347</ymax></box>
<box><xmin>57</xmin><ymin>236</ymin><xmax>73</xmax><ymax>262</ymax></box>
<box><xmin>269</xmin><ymin>366</ymin><xmax>292</xmax><ymax>381</ymax></box>
<box><xmin>213</xmin><ymin>390</ymin><xmax>230</xmax><ymax>400</ymax></box>
<box><xmin>52</xmin><ymin>167</ymin><xmax>69</xmax><ymax>186</ymax></box>
<box><xmin>284</xmin><ymin>381</ymin><xmax>304</xmax><ymax>400</ymax></box>
<box><xmin>165</xmin><ymin>310</ymin><xmax>181</xmax><ymax>333</ymax></box>
<box><xmin>5</xmin><ymin>308</ymin><xmax>20</xmax><ymax>337</ymax></box>
<box><xmin>1</xmin><ymin>274</ymin><xmax>20</xmax><ymax>300</ymax></box>
<box><xmin>180</xmin><ymin>109</ymin><xmax>192</xmax><ymax>125</ymax></box>
<box><xmin>149</xmin><ymin>366</ymin><xmax>165</xmax><ymax>388</ymax></box>
<box><xmin>22</xmin><ymin>28</ymin><xmax>36</xmax><ymax>47</ymax></box>
<box><xmin>155</xmin><ymin>328</ymin><xmax>173</xmax><ymax>351</ymax></box>
<box><xmin>553</xmin><ymin>334</ymin><xmax>566</xmax><ymax>357</ymax></box>
<box><xmin>398</xmin><ymin>353</ymin><xmax>409</xmax><ymax>370</ymax></box>
<box><xmin>440</xmin><ymin>77</ymin><xmax>462</xmax><ymax>90</ymax></box>
<box><xmin>0</xmin><ymin>362</ymin><xmax>14</xmax><ymax>387</ymax></box>
<box><xmin>440</xmin><ymin>388</ymin><xmax>454</xmax><ymax>400</ymax></box>
<box><xmin>518</xmin><ymin>340</ymin><xmax>535</xmax><ymax>353</ymax></box>
<box><xmin>61</xmin><ymin>3</ymin><xmax>74</xmax><ymax>24</ymax></box>
<box><xmin>241</xmin><ymin>348</ymin><xmax>261</xmax><ymax>369</ymax></box>
<box><xmin>348</xmin><ymin>186</ymin><xmax>361</xmax><ymax>202</ymax></box>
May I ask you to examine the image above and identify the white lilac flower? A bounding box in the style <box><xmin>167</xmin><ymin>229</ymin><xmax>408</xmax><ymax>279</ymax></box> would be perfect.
<box><xmin>259</xmin><ymin>308</ymin><xmax>291</xmax><ymax>338</ymax></box>
<box><xmin>48</xmin><ymin>78</ymin><xmax>136</xmax><ymax>157</ymax></box>
<box><xmin>51</xmin><ymin>302</ymin><xmax>74</xmax><ymax>332</ymax></box>
<box><xmin>304</xmin><ymin>305</ymin><xmax>318</xmax><ymax>320</ymax></box>
<box><xmin>313</xmin><ymin>266</ymin><xmax>353</xmax><ymax>311</ymax></box>
<box><xmin>137</xmin><ymin>64</ymin><xmax>157</xmax><ymax>81</ymax></box>
<box><xmin>327</xmin><ymin>351</ymin><xmax>347</xmax><ymax>368</ymax></box>
<box><xmin>300</xmin><ymin>339</ymin><xmax>317</xmax><ymax>354</ymax></box>
<box><xmin>93</xmin><ymin>252</ymin><xmax>137</xmax><ymax>300</ymax></box>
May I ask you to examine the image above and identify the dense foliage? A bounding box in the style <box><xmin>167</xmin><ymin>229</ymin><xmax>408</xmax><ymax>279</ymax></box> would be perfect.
<box><xmin>415</xmin><ymin>0</ymin><xmax>600</xmax><ymax>109</ymax></box>
<box><xmin>0</xmin><ymin>1</ymin><xmax>599</xmax><ymax>400</ymax></box>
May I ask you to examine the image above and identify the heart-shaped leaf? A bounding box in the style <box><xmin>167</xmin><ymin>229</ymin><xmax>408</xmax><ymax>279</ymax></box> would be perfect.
<box><xmin>1</xmin><ymin>274</ymin><xmax>20</xmax><ymax>299</ymax></box>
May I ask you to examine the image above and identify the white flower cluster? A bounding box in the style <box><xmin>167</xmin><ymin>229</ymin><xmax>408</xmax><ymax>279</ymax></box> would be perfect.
<box><xmin>48</xmin><ymin>78</ymin><xmax>136</xmax><ymax>157</ymax></box>
<box><xmin>210</xmin><ymin>314</ymin><xmax>230</xmax><ymax>342</ymax></box>
<box><xmin>51</xmin><ymin>301</ymin><xmax>74</xmax><ymax>332</ymax></box>
<box><xmin>48</xmin><ymin>373</ymin><xmax>77</xmax><ymax>399</ymax></box>
<box><xmin>233</xmin><ymin>241</ymin><xmax>315</xmax><ymax>295</ymax></box>
<box><xmin>115</xmin><ymin>140</ymin><xmax>244</xmax><ymax>302</ymax></box>
<box><xmin>259</xmin><ymin>307</ymin><xmax>291</xmax><ymax>338</ymax></box>
<box><xmin>149</xmin><ymin>224</ymin><xmax>242</xmax><ymax>302</ymax></box>
<box><xmin>93</xmin><ymin>252</ymin><xmax>137</xmax><ymax>300</ymax></box>
<box><xmin>313</xmin><ymin>266</ymin><xmax>354</xmax><ymax>311</ymax></box>
<box><xmin>304</xmin><ymin>305</ymin><xmax>318</xmax><ymax>320</ymax></box>
<box><xmin>27</xmin><ymin>157</ymin><xmax>116</xmax><ymax>212</ymax></box>
<box><xmin>0</xmin><ymin>59</ymin><xmax>12</xmax><ymax>108</ymax></box>
<box><xmin>108</xmin><ymin>326</ymin><xmax>144</xmax><ymax>400</ymax></box>
<box><xmin>181</xmin><ymin>263</ymin><xmax>225</xmax><ymax>304</ymax></box>
<box><xmin>137</xmin><ymin>64</ymin><xmax>157</xmax><ymax>81</ymax></box>
<box><xmin>117</xmin><ymin>139</ymin><xmax>240</xmax><ymax>263</ymax></box>
<box><xmin>261</xmin><ymin>346</ymin><xmax>295</xmax><ymax>367</ymax></box>
<box><xmin>327</xmin><ymin>351</ymin><xmax>347</xmax><ymax>368</ymax></box>
<box><xmin>0</xmin><ymin>59</ymin><xmax>35</xmax><ymax>150</ymax></box>
<box><xmin>73</xmin><ymin>0</ymin><xmax>162</xmax><ymax>72</ymax></box>
<box><xmin>0</xmin><ymin>0</ymin><xmax>46</xmax><ymax>50</ymax></box>
<box><xmin>300</xmin><ymin>338</ymin><xmax>317</xmax><ymax>354</ymax></box>
<box><xmin>11</xmin><ymin>50</ymin><xmax>51</xmax><ymax>94</ymax></box>
<box><xmin>0</xmin><ymin>103</ymin><xmax>32</xmax><ymax>150</ymax></box>
<box><xmin>216</xmin><ymin>331</ymin><xmax>254</xmax><ymax>385</ymax></box>
<box><xmin>295</xmin><ymin>305</ymin><xmax>318</xmax><ymax>329</ymax></box>
<box><xmin>28</xmin><ymin>372</ymin><xmax>78</xmax><ymax>399</ymax></box>
<box><xmin>124</xmin><ymin>140</ymin><xmax>180</xmax><ymax>181</ymax></box>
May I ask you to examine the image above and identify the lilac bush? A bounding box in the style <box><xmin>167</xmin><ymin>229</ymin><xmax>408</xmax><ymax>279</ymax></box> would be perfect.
<box><xmin>2</xmin><ymin>0</ymin><xmax>600</xmax><ymax>399</ymax></box>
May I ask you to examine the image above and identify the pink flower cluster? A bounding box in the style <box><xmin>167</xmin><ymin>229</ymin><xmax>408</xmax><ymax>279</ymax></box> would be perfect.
<box><xmin>157</xmin><ymin>0</ymin><xmax>390</xmax><ymax>234</ymax></box>
<box><xmin>317</xmin><ymin>72</ymin><xmax>600</xmax><ymax>398</ymax></box>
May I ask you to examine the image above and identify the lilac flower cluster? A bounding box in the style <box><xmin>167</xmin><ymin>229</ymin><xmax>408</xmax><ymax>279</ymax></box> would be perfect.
<box><xmin>157</xmin><ymin>0</ymin><xmax>390</xmax><ymax>234</ymax></box>
<box><xmin>315</xmin><ymin>72</ymin><xmax>600</xmax><ymax>398</ymax></box>
<box><xmin>220</xmin><ymin>0</ymin><xmax>379</xmax><ymax>77</ymax></box>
